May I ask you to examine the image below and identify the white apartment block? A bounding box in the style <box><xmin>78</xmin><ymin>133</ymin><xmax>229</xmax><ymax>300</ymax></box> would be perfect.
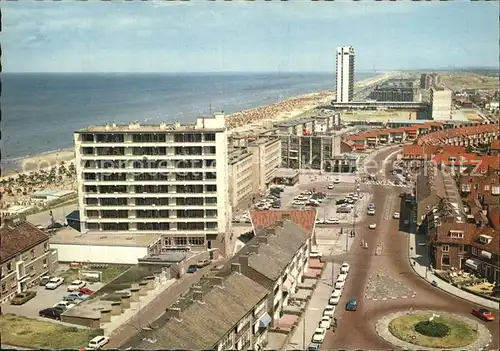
<box><xmin>73</xmin><ymin>113</ymin><xmax>231</xmax><ymax>253</ymax></box>
<box><xmin>228</xmin><ymin>137</ymin><xmax>281</xmax><ymax>209</ymax></box>
<box><xmin>336</xmin><ymin>46</ymin><xmax>355</xmax><ymax>103</ymax></box>
<box><xmin>430</xmin><ymin>86</ymin><xmax>452</xmax><ymax>120</ymax></box>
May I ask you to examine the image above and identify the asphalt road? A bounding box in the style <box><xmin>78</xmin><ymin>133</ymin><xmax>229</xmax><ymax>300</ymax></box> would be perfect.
<box><xmin>322</xmin><ymin>147</ymin><xmax>500</xmax><ymax>350</ymax></box>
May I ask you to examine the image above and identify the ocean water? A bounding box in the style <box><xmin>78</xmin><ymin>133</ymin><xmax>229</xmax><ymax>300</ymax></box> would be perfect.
<box><xmin>1</xmin><ymin>72</ymin><xmax>377</xmax><ymax>163</ymax></box>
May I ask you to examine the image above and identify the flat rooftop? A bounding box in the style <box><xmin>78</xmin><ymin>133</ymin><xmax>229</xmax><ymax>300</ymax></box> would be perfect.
<box><xmin>49</xmin><ymin>227</ymin><xmax>161</xmax><ymax>247</ymax></box>
<box><xmin>228</xmin><ymin>148</ymin><xmax>253</xmax><ymax>165</ymax></box>
<box><xmin>76</xmin><ymin>120</ymin><xmax>224</xmax><ymax>133</ymax></box>
<box><xmin>276</xmin><ymin>118</ymin><xmax>314</xmax><ymax>128</ymax></box>
<box><xmin>62</xmin><ymin>300</ymin><xmax>112</xmax><ymax>319</ymax></box>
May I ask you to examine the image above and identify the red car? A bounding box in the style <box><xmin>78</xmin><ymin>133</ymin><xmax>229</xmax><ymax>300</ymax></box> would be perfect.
<box><xmin>472</xmin><ymin>308</ymin><xmax>495</xmax><ymax>321</ymax></box>
<box><xmin>79</xmin><ymin>287</ymin><xmax>94</xmax><ymax>295</ymax></box>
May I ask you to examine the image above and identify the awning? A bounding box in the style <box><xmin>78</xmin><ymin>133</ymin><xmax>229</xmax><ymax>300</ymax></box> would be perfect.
<box><xmin>481</xmin><ymin>250</ymin><xmax>492</xmax><ymax>259</ymax></box>
<box><xmin>259</xmin><ymin>313</ymin><xmax>272</xmax><ymax>328</ymax></box>
<box><xmin>465</xmin><ymin>258</ymin><xmax>481</xmax><ymax>270</ymax></box>
<box><xmin>282</xmin><ymin>278</ymin><xmax>293</xmax><ymax>292</ymax></box>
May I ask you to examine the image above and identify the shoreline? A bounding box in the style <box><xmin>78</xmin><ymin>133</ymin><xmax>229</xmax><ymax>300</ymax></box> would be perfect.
<box><xmin>0</xmin><ymin>72</ymin><xmax>393</xmax><ymax>180</ymax></box>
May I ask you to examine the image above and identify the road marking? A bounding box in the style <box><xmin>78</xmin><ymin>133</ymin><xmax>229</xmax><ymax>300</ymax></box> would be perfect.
<box><xmin>308</xmin><ymin>307</ymin><xmax>321</xmax><ymax>311</ymax></box>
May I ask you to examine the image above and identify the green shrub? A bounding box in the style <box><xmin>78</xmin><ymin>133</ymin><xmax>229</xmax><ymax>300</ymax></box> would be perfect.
<box><xmin>414</xmin><ymin>321</ymin><xmax>450</xmax><ymax>338</ymax></box>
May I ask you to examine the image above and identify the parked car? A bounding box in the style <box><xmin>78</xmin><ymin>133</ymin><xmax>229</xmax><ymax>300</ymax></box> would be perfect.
<box><xmin>67</xmin><ymin>280</ymin><xmax>86</xmax><ymax>292</ymax></box>
<box><xmin>45</xmin><ymin>277</ymin><xmax>64</xmax><ymax>290</ymax></box>
<box><xmin>327</xmin><ymin>184</ymin><xmax>334</xmax><ymax>190</ymax></box>
<box><xmin>326</xmin><ymin>218</ymin><xmax>340</xmax><ymax>224</ymax></box>
<box><xmin>337</xmin><ymin>206</ymin><xmax>351</xmax><ymax>214</ymax></box>
<box><xmin>323</xmin><ymin>305</ymin><xmax>335</xmax><ymax>317</ymax></box>
<box><xmin>367</xmin><ymin>209</ymin><xmax>375</xmax><ymax>216</ymax></box>
<box><xmin>336</xmin><ymin>199</ymin><xmax>347</xmax><ymax>205</ymax></box>
<box><xmin>10</xmin><ymin>291</ymin><xmax>37</xmax><ymax>305</ymax></box>
<box><xmin>54</xmin><ymin>301</ymin><xmax>76</xmax><ymax>310</ymax></box>
<box><xmin>329</xmin><ymin>290</ymin><xmax>341</xmax><ymax>305</ymax></box>
<box><xmin>369</xmin><ymin>223</ymin><xmax>377</xmax><ymax>229</ymax></box>
<box><xmin>39</xmin><ymin>307</ymin><xmax>63</xmax><ymax>320</ymax></box>
<box><xmin>65</xmin><ymin>292</ymin><xmax>90</xmax><ymax>301</ymax></box>
<box><xmin>312</xmin><ymin>327</ymin><xmax>326</xmax><ymax>343</ymax></box>
<box><xmin>393</xmin><ymin>212</ymin><xmax>400</xmax><ymax>219</ymax></box>
<box><xmin>39</xmin><ymin>275</ymin><xmax>53</xmax><ymax>286</ymax></box>
<box><xmin>79</xmin><ymin>287</ymin><xmax>95</xmax><ymax>295</ymax></box>
<box><xmin>196</xmin><ymin>259</ymin><xmax>211</xmax><ymax>268</ymax></box>
<box><xmin>472</xmin><ymin>308</ymin><xmax>495</xmax><ymax>321</ymax></box>
<box><xmin>319</xmin><ymin>315</ymin><xmax>332</xmax><ymax>329</ymax></box>
<box><xmin>87</xmin><ymin>336</ymin><xmax>110</xmax><ymax>350</ymax></box>
<box><xmin>333</xmin><ymin>178</ymin><xmax>340</xmax><ymax>184</ymax></box>
<box><xmin>315</xmin><ymin>218</ymin><xmax>325</xmax><ymax>224</ymax></box>
<box><xmin>340</xmin><ymin>262</ymin><xmax>350</xmax><ymax>274</ymax></box>
<box><xmin>187</xmin><ymin>265</ymin><xmax>199</xmax><ymax>273</ymax></box>
<box><xmin>307</xmin><ymin>342</ymin><xmax>321</xmax><ymax>351</ymax></box>
<box><xmin>346</xmin><ymin>298</ymin><xmax>357</xmax><ymax>311</ymax></box>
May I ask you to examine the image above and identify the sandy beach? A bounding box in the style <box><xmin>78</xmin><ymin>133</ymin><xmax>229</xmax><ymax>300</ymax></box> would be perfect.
<box><xmin>0</xmin><ymin>72</ymin><xmax>393</xmax><ymax>183</ymax></box>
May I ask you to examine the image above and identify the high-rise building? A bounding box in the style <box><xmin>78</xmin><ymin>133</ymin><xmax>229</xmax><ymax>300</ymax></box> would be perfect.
<box><xmin>73</xmin><ymin>113</ymin><xmax>231</xmax><ymax>254</ymax></box>
<box><xmin>336</xmin><ymin>46</ymin><xmax>355</xmax><ymax>103</ymax></box>
<box><xmin>430</xmin><ymin>86</ymin><xmax>452</xmax><ymax>120</ymax></box>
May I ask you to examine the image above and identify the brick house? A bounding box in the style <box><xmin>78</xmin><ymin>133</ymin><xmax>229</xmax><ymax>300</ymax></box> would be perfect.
<box><xmin>468</xmin><ymin>229</ymin><xmax>500</xmax><ymax>283</ymax></box>
<box><xmin>1</xmin><ymin>219</ymin><xmax>58</xmax><ymax>303</ymax></box>
<box><xmin>460</xmin><ymin>167</ymin><xmax>500</xmax><ymax>199</ymax></box>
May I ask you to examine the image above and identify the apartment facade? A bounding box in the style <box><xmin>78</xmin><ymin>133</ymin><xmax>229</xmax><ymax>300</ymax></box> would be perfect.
<box><xmin>74</xmin><ymin>113</ymin><xmax>231</xmax><ymax>253</ymax></box>
<box><xmin>248</xmin><ymin>137</ymin><xmax>282</xmax><ymax>193</ymax></box>
<box><xmin>280</xmin><ymin>134</ymin><xmax>342</xmax><ymax>170</ymax></box>
<box><xmin>430</xmin><ymin>86</ymin><xmax>452</xmax><ymax>120</ymax></box>
<box><xmin>1</xmin><ymin>220</ymin><xmax>58</xmax><ymax>303</ymax></box>
<box><xmin>133</xmin><ymin>272</ymin><xmax>271</xmax><ymax>350</ymax></box>
<box><xmin>336</xmin><ymin>46</ymin><xmax>355</xmax><ymax>103</ymax></box>
<box><xmin>228</xmin><ymin>148</ymin><xmax>255</xmax><ymax>209</ymax></box>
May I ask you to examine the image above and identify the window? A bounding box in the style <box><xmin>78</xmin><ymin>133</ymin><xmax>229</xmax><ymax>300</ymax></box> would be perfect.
<box><xmin>188</xmin><ymin>237</ymin><xmax>205</xmax><ymax>246</ymax></box>
<box><xmin>10</xmin><ymin>278</ymin><xmax>16</xmax><ymax>289</ymax></box>
<box><xmin>44</xmin><ymin>243</ymin><xmax>48</xmax><ymax>252</ymax></box>
<box><xmin>1</xmin><ymin>283</ymin><xmax>6</xmax><ymax>292</ymax></box>
<box><xmin>218</xmin><ymin>333</ymin><xmax>232</xmax><ymax>351</ymax></box>
<box><xmin>472</xmin><ymin>247</ymin><xmax>477</xmax><ymax>256</ymax></box>
<box><xmin>441</xmin><ymin>255</ymin><xmax>450</xmax><ymax>266</ymax></box>
<box><xmin>30</xmin><ymin>249</ymin><xmax>35</xmax><ymax>259</ymax></box>
<box><xmin>29</xmin><ymin>266</ymin><xmax>35</xmax><ymax>276</ymax></box>
<box><xmin>459</xmin><ymin>245</ymin><xmax>465</xmax><ymax>252</ymax></box>
<box><xmin>442</xmin><ymin>245</ymin><xmax>449</xmax><ymax>252</ymax></box>
<box><xmin>43</xmin><ymin>259</ymin><xmax>48</xmax><ymax>269</ymax></box>
<box><xmin>0</xmin><ymin>266</ymin><xmax>3</xmax><ymax>279</ymax></box>
<box><xmin>175</xmin><ymin>237</ymin><xmax>187</xmax><ymax>246</ymax></box>
<box><xmin>484</xmin><ymin>185</ymin><xmax>490</xmax><ymax>191</ymax></box>
<box><xmin>449</xmin><ymin>230</ymin><xmax>464</xmax><ymax>239</ymax></box>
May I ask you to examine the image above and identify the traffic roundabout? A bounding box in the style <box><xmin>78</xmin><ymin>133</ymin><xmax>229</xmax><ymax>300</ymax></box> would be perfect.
<box><xmin>375</xmin><ymin>310</ymin><xmax>492</xmax><ymax>350</ymax></box>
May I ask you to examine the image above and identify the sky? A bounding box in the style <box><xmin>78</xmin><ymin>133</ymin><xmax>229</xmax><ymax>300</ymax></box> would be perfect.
<box><xmin>2</xmin><ymin>1</ymin><xmax>499</xmax><ymax>73</ymax></box>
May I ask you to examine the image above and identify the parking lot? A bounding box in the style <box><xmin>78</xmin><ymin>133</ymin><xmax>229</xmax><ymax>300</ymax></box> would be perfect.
<box><xmin>1</xmin><ymin>279</ymin><xmax>105</xmax><ymax>322</ymax></box>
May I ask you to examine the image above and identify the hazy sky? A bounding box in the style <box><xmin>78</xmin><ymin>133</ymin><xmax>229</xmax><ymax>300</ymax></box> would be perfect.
<box><xmin>3</xmin><ymin>1</ymin><xmax>499</xmax><ymax>73</ymax></box>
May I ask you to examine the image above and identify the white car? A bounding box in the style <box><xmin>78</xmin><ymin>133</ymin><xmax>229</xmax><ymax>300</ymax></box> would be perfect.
<box><xmin>333</xmin><ymin>178</ymin><xmax>340</xmax><ymax>184</ymax></box>
<box><xmin>340</xmin><ymin>262</ymin><xmax>350</xmax><ymax>274</ymax></box>
<box><xmin>319</xmin><ymin>315</ymin><xmax>332</xmax><ymax>329</ymax></box>
<box><xmin>335</xmin><ymin>280</ymin><xmax>346</xmax><ymax>290</ymax></box>
<box><xmin>315</xmin><ymin>218</ymin><xmax>325</xmax><ymax>224</ymax></box>
<box><xmin>45</xmin><ymin>277</ymin><xmax>64</xmax><ymax>290</ymax></box>
<box><xmin>326</xmin><ymin>218</ymin><xmax>340</xmax><ymax>224</ymax></box>
<box><xmin>367</xmin><ymin>209</ymin><xmax>376</xmax><ymax>216</ymax></box>
<box><xmin>369</xmin><ymin>223</ymin><xmax>377</xmax><ymax>229</ymax></box>
<box><xmin>67</xmin><ymin>280</ymin><xmax>86</xmax><ymax>292</ymax></box>
<box><xmin>312</xmin><ymin>327</ymin><xmax>327</xmax><ymax>343</ymax></box>
<box><xmin>53</xmin><ymin>300</ymin><xmax>76</xmax><ymax>310</ymax></box>
<box><xmin>393</xmin><ymin>212</ymin><xmax>400</xmax><ymax>219</ymax></box>
<box><xmin>87</xmin><ymin>336</ymin><xmax>110</xmax><ymax>350</ymax></box>
<box><xmin>323</xmin><ymin>305</ymin><xmax>335</xmax><ymax>317</ymax></box>
<box><xmin>327</xmin><ymin>184</ymin><xmax>334</xmax><ymax>190</ymax></box>
<box><xmin>329</xmin><ymin>290</ymin><xmax>341</xmax><ymax>305</ymax></box>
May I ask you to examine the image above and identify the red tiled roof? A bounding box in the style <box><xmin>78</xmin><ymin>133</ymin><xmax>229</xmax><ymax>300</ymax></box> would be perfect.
<box><xmin>430</xmin><ymin>220</ymin><xmax>477</xmax><ymax>245</ymax></box>
<box><xmin>250</xmin><ymin>209</ymin><xmax>317</xmax><ymax>235</ymax></box>
<box><xmin>0</xmin><ymin>220</ymin><xmax>49</xmax><ymax>263</ymax></box>
<box><xmin>491</xmin><ymin>139</ymin><xmax>500</xmax><ymax>151</ymax></box>
<box><xmin>470</xmin><ymin>228</ymin><xmax>500</xmax><ymax>255</ymax></box>
<box><xmin>487</xmin><ymin>206</ymin><xmax>500</xmax><ymax>230</ymax></box>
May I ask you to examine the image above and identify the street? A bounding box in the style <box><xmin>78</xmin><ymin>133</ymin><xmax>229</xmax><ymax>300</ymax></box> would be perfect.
<box><xmin>320</xmin><ymin>147</ymin><xmax>500</xmax><ymax>350</ymax></box>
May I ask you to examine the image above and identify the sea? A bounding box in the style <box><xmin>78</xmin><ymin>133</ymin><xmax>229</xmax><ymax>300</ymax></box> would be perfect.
<box><xmin>1</xmin><ymin>72</ymin><xmax>377</xmax><ymax>168</ymax></box>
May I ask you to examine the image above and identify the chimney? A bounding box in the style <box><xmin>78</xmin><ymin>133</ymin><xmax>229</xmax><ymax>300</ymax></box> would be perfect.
<box><xmin>239</xmin><ymin>255</ymin><xmax>249</xmax><ymax>266</ymax></box>
<box><xmin>193</xmin><ymin>291</ymin><xmax>203</xmax><ymax>302</ymax></box>
<box><xmin>249</xmin><ymin>244</ymin><xmax>259</xmax><ymax>255</ymax></box>
<box><xmin>231</xmin><ymin>263</ymin><xmax>241</xmax><ymax>273</ymax></box>
<box><xmin>168</xmin><ymin>307</ymin><xmax>181</xmax><ymax>320</ymax></box>
<box><xmin>258</xmin><ymin>236</ymin><xmax>268</xmax><ymax>245</ymax></box>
